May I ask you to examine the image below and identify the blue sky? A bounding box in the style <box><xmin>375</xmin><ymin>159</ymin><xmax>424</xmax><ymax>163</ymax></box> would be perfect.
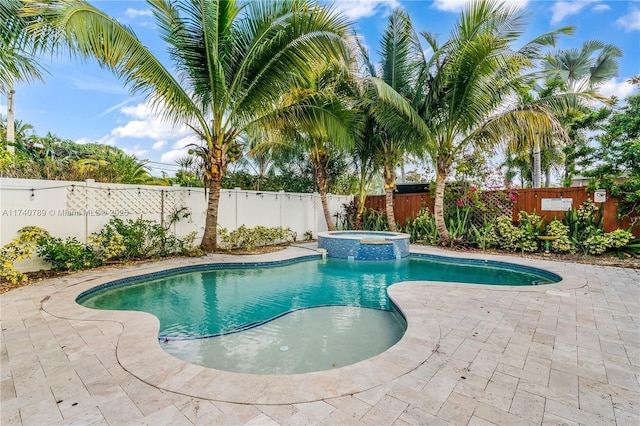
<box><xmin>4</xmin><ymin>0</ymin><xmax>640</xmax><ymax>176</ymax></box>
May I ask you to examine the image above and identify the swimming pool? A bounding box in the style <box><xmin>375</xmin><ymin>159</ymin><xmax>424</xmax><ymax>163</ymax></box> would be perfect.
<box><xmin>77</xmin><ymin>254</ymin><xmax>560</xmax><ymax>374</ymax></box>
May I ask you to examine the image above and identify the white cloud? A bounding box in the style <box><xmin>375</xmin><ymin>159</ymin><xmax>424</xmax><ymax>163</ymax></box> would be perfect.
<box><xmin>592</xmin><ymin>4</ymin><xmax>610</xmax><ymax>12</ymax></box>
<box><xmin>432</xmin><ymin>0</ymin><xmax>528</xmax><ymax>13</ymax></box>
<box><xmin>432</xmin><ymin>0</ymin><xmax>469</xmax><ymax>12</ymax></box>
<box><xmin>550</xmin><ymin>0</ymin><xmax>598</xmax><ymax>24</ymax></box>
<box><xmin>160</xmin><ymin>149</ymin><xmax>187</xmax><ymax>165</ymax></box>
<box><xmin>158</xmin><ymin>136</ymin><xmax>201</xmax><ymax>165</ymax></box>
<box><xmin>0</xmin><ymin>103</ymin><xmax>6</xmax><ymax>116</ymax></box>
<box><xmin>152</xmin><ymin>140</ymin><xmax>167</xmax><ymax>150</ymax></box>
<box><xmin>333</xmin><ymin>0</ymin><xmax>399</xmax><ymax>20</ymax></box>
<box><xmin>111</xmin><ymin>102</ymin><xmax>190</xmax><ymax>140</ymax></box>
<box><xmin>97</xmin><ymin>135</ymin><xmax>117</xmax><ymax>146</ymax></box>
<box><xmin>74</xmin><ymin>137</ymin><xmax>93</xmax><ymax>145</ymax></box>
<box><xmin>172</xmin><ymin>136</ymin><xmax>199</xmax><ymax>150</ymax></box>
<box><xmin>616</xmin><ymin>6</ymin><xmax>640</xmax><ymax>31</ymax></box>
<box><xmin>598</xmin><ymin>78</ymin><xmax>637</xmax><ymax>100</ymax></box>
<box><xmin>121</xmin><ymin>145</ymin><xmax>148</xmax><ymax>158</ymax></box>
<box><xmin>124</xmin><ymin>8</ymin><xmax>153</xmax><ymax>19</ymax></box>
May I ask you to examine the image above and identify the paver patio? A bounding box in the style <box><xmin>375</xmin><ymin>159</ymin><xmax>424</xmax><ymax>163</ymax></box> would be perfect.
<box><xmin>1</xmin><ymin>244</ymin><xmax>638</xmax><ymax>425</ymax></box>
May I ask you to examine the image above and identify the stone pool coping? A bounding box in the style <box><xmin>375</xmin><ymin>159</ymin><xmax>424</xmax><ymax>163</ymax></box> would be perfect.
<box><xmin>40</xmin><ymin>244</ymin><xmax>587</xmax><ymax>405</ymax></box>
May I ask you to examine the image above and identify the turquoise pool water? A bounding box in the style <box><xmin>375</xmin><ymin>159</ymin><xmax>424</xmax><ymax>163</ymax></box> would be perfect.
<box><xmin>77</xmin><ymin>255</ymin><xmax>559</xmax><ymax>373</ymax></box>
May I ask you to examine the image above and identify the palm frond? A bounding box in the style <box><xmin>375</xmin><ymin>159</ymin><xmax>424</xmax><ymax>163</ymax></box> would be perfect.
<box><xmin>22</xmin><ymin>0</ymin><xmax>201</xmax><ymax>130</ymax></box>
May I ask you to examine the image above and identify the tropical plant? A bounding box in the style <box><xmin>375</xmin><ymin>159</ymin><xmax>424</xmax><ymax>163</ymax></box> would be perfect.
<box><xmin>358</xmin><ymin>10</ymin><xmax>422</xmax><ymax>231</ymax></box>
<box><xmin>584</xmin><ymin>79</ymin><xmax>640</xmax><ymax>220</ymax></box>
<box><xmin>508</xmin><ymin>40</ymin><xmax>622</xmax><ymax>188</ymax></box>
<box><xmin>23</xmin><ymin>0</ymin><xmax>352</xmax><ymax>251</ymax></box>
<box><xmin>217</xmin><ymin>225</ymin><xmax>294</xmax><ymax>251</ymax></box>
<box><xmin>1</xmin><ymin>0</ymin><xmax>48</xmax><ymax>149</ymax></box>
<box><xmin>0</xmin><ymin>225</ymin><xmax>50</xmax><ymax>284</ymax></box>
<box><xmin>365</xmin><ymin>0</ymin><xmax>569</xmax><ymax>245</ymax></box>
<box><xmin>349</xmin><ymin>38</ymin><xmax>384</xmax><ymax>229</ymax></box>
<box><xmin>257</xmin><ymin>62</ymin><xmax>359</xmax><ymax>231</ymax></box>
<box><xmin>562</xmin><ymin>199</ymin><xmax>604</xmax><ymax>248</ymax></box>
<box><xmin>93</xmin><ymin>217</ymin><xmax>195</xmax><ymax>260</ymax></box>
<box><xmin>36</xmin><ymin>236</ymin><xmax>101</xmax><ymax>271</ymax></box>
<box><xmin>543</xmin><ymin>219</ymin><xmax>572</xmax><ymax>252</ymax></box>
<box><xmin>614</xmin><ymin>237</ymin><xmax>640</xmax><ymax>259</ymax></box>
<box><xmin>401</xmin><ymin>207</ymin><xmax>438</xmax><ymax>245</ymax></box>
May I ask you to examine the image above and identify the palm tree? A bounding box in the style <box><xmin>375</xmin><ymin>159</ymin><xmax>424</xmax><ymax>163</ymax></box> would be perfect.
<box><xmin>359</xmin><ymin>11</ymin><xmax>422</xmax><ymax>232</ymax></box>
<box><xmin>506</xmin><ymin>41</ymin><xmax>621</xmax><ymax>188</ymax></box>
<box><xmin>367</xmin><ymin>0</ymin><xmax>569</xmax><ymax>245</ymax></box>
<box><xmin>23</xmin><ymin>0</ymin><xmax>352</xmax><ymax>251</ymax></box>
<box><xmin>1</xmin><ymin>0</ymin><xmax>46</xmax><ymax>151</ymax></box>
<box><xmin>253</xmin><ymin>62</ymin><xmax>359</xmax><ymax>230</ymax></box>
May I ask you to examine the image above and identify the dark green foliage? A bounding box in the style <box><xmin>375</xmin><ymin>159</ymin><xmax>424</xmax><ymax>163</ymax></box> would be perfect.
<box><xmin>562</xmin><ymin>107</ymin><xmax>610</xmax><ymax>187</ymax></box>
<box><xmin>562</xmin><ymin>199</ymin><xmax>603</xmax><ymax>250</ymax></box>
<box><xmin>613</xmin><ymin>237</ymin><xmax>640</xmax><ymax>258</ymax></box>
<box><xmin>218</xmin><ymin>225</ymin><xmax>295</xmax><ymax>251</ymax></box>
<box><xmin>337</xmin><ymin>200</ymin><xmax>390</xmax><ymax>231</ymax></box>
<box><xmin>221</xmin><ymin>171</ymin><xmax>315</xmax><ymax>193</ymax></box>
<box><xmin>37</xmin><ymin>237</ymin><xmax>101</xmax><ymax>271</ymax></box>
<box><xmin>584</xmin><ymin>91</ymin><xmax>640</xmax><ymax>219</ymax></box>
<box><xmin>93</xmin><ymin>217</ymin><xmax>194</xmax><ymax>260</ymax></box>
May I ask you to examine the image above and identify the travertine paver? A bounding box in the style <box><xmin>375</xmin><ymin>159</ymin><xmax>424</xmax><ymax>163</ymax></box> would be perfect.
<box><xmin>1</xmin><ymin>245</ymin><xmax>639</xmax><ymax>425</ymax></box>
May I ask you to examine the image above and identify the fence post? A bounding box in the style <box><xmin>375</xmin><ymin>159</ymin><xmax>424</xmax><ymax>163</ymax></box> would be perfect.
<box><xmin>279</xmin><ymin>190</ymin><xmax>285</xmax><ymax>229</ymax></box>
<box><xmin>160</xmin><ymin>189</ymin><xmax>165</xmax><ymax>229</ymax></box>
<box><xmin>234</xmin><ymin>187</ymin><xmax>241</xmax><ymax>230</ymax></box>
<box><xmin>84</xmin><ymin>179</ymin><xmax>94</xmax><ymax>243</ymax></box>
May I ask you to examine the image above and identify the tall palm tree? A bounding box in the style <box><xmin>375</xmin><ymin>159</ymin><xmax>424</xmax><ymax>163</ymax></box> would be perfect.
<box><xmin>506</xmin><ymin>41</ymin><xmax>621</xmax><ymax>188</ymax></box>
<box><xmin>23</xmin><ymin>0</ymin><xmax>352</xmax><ymax>251</ymax></box>
<box><xmin>359</xmin><ymin>11</ymin><xmax>422</xmax><ymax>232</ymax></box>
<box><xmin>1</xmin><ymin>0</ymin><xmax>47</xmax><ymax>150</ymax></box>
<box><xmin>367</xmin><ymin>0</ymin><xmax>569</xmax><ymax>245</ymax></box>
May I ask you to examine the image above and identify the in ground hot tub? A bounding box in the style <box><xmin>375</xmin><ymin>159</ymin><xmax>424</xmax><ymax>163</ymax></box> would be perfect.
<box><xmin>317</xmin><ymin>231</ymin><xmax>410</xmax><ymax>260</ymax></box>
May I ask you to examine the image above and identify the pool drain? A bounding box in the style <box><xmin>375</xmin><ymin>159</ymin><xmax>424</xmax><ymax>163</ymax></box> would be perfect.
<box><xmin>280</xmin><ymin>346</ymin><xmax>289</xmax><ymax>351</ymax></box>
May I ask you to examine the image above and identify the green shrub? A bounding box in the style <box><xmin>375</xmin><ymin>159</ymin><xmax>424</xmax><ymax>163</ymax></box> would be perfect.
<box><xmin>517</xmin><ymin>211</ymin><xmax>544</xmax><ymax>252</ymax></box>
<box><xmin>543</xmin><ymin>220</ymin><xmax>573</xmax><ymax>253</ymax></box>
<box><xmin>471</xmin><ymin>222</ymin><xmax>497</xmax><ymax>250</ymax></box>
<box><xmin>614</xmin><ymin>237</ymin><xmax>640</xmax><ymax>258</ymax></box>
<box><xmin>218</xmin><ymin>225</ymin><xmax>295</xmax><ymax>251</ymax></box>
<box><xmin>582</xmin><ymin>234</ymin><xmax>609</xmax><ymax>255</ymax></box>
<box><xmin>563</xmin><ymin>199</ymin><xmax>603</xmax><ymax>249</ymax></box>
<box><xmin>93</xmin><ymin>217</ymin><xmax>195</xmax><ymax>260</ymax></box>
<box><xmin>494</xmin><ymin>215</ymin><xmax>522</xmax><ymax>251</ymax></box>
<box><xmin>88</xmin><ymin>233</ymin><xmax>126</xmax><ymax>263</ymax></box>
<box><xmin>362</xmin><ymin>208</ymin><xmax>390</xmax><ymax>231</ymax></box>
<box><xmin>606</xmin><ymin>229</ymin><xmax>633</xmax><ymax>249</ymax></box>
<box><xmin>446</xmin><ymin>207</ymin><xmax>475</xmax><ymax>248</ymax></box>
<box><xmin>37</xmin><ymin>236</ymin><xmax>101</xmax><ymax>271</ymax></box>
<box><xmin>0</xmin><ymin>226</ymin><xmax>51</xmax><ymax>284</ymax></box>
<box><xmin>403</xmin><ymin>208</ymin><xmax>438</xmax><ymax>244</ymax></box>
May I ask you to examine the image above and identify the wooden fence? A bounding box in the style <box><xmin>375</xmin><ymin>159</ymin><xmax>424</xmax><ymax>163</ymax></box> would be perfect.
<box><xmin>364</xmin><ymin>187</ymin><xmax>638</xmax><ymax>235</ymax></box>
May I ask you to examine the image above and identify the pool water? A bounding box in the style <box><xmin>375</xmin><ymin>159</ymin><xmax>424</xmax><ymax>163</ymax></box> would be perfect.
<box><xmin>78</xmin><ymin>256</ymin><xmax>559</xmax><ymax>374</ymax></box>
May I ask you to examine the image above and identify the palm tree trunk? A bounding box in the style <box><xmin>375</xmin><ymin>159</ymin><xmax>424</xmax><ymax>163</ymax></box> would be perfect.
<box><xmin>355</xmin><ymin>195</ymin><xmax>365</xmax><ymax>230</ymax></box>
<box><xmin>201</xmin><ymin>175</ymin><xmax>222</xmax><ymax>251</ymax></box>
<box><xmin>383</xmin><ymin>163</ymin><xmax>397</xmax><ymax>232</ymax></box>
<box><xmin>316</xmin><ymin>161</ymin><xmax>336</xmax><ymax>231</ymax></box>
<box><xmin>6</xmin><ymin>81</ymin><xmax>15</xmax><ymax>153</ymax></box>
<box><xmin>434</xmin><ymin>164</ymin><xmax>450</xmax><ymax>246</ymax></box>
<box><xmin>532</xmin><ymin>139</ymin><xmax>542</xmax><ymax>188</ymax></box>
<box><xmin>545</xmin><ymin>167</ymin><xmax>551</xmax><ymax>188</ymax></box>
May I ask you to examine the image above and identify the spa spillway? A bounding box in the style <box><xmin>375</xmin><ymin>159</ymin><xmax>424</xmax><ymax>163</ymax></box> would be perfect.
<box><xmin>317</xmin><ymin>231</ymin><xmax>410</xmax><ymax>260</ymax></box>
